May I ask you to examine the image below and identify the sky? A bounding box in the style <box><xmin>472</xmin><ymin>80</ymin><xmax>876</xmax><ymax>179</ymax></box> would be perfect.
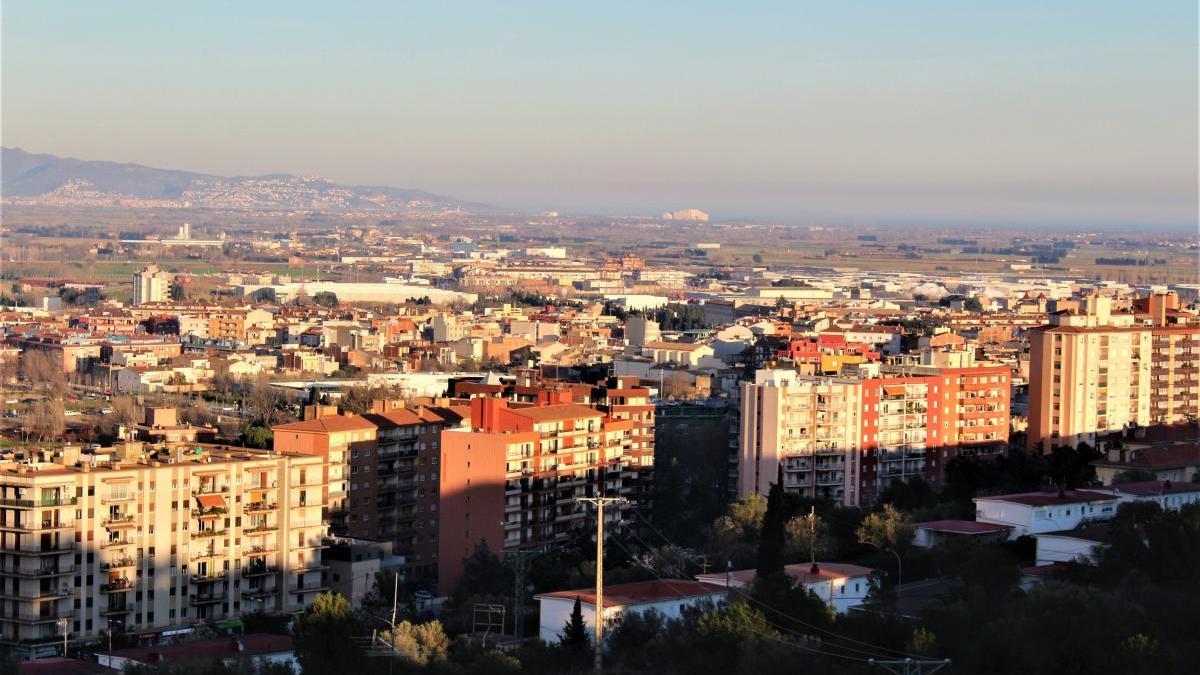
<box><xmin>2</xmin><ymin>1</ymin><xmax>1197</xmax><ymax>227</ymax></box>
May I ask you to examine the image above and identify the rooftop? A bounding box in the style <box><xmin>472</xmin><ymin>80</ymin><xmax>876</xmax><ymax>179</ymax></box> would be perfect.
<box><xmin>974</xmin><ymin>489</ymin><xmax>1116</xmax><ymax>507</ymax></box>
<box><xmin>915</xmin><ymin>519</ymin><xmax>1014</xmax><ymax>535</ymax></box>
<box><xmin>535</xmin><ymin>580</ymin><xmax>726</xmax><ymax>606</ymax></box>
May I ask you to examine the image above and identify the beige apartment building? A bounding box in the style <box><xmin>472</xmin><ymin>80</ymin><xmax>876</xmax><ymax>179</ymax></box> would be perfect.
<box><xmin>0</xmin><ymin>444</ymin><xmax>328</xmax><ymax>657</ymax></box>
<box><xmin>1027</xmin><ymin>296</ymin><xmax>1199</xmax><ymax>453</ymax></box>
<box><xmin>738</xmin><ymin>364</ymin><xmax>1011</xmax><ymax>506</ymax></box>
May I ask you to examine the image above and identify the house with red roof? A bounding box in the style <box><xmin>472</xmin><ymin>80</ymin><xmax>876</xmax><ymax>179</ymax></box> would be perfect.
<box><xmin>534</xmin><ymin>580</ymin><xmax>726</xmax><ymax>644</ymax></box>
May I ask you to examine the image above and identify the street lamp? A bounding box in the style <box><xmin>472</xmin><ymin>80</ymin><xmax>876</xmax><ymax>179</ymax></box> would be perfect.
<box><xmin>56</xmin><ymin>617</ymin><xmax>68</xmax><ymax>657</ymax></box>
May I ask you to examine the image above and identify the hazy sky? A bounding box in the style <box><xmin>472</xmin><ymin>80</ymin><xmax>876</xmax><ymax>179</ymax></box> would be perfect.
<box><xmin>3</xmin><ymin>1</ymin><xmax>1197</xmax><ymax>227</ymax></box>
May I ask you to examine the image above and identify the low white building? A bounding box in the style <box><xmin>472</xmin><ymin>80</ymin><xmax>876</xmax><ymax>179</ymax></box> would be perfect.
<box><xmin>912</xmin><ymin>520</ymin><xmax>1013</xmax><ymax>549</ymax></box>
<box><xmin>696</xmin><ymin>562</ymin><xmax>874</xmax><ymax>615</ymax></box>
<box><xmin>973</xmin><ymin>490</ymin><xmax>1119</xmax><ymax>537</ymax></box>
<box><xmin>535</xmin><ymin>580</ymin><xmax>726</xmax><ymax>645</ymax></box>
<box><xmin>1033</xmin><ymin>524</ymin><xmax>1110</xmax><ymax>566</ymax></box>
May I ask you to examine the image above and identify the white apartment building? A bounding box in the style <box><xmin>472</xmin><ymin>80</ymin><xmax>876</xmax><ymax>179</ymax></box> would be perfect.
<box><xmin>132</xmin><ymin>265</ymin><xmax>172</xmax><ymax>306</ymax></box>
<box><xmin>0</xmin><ymin>444</ymin><xmax>328</xmax><ymax>657</ymax></box>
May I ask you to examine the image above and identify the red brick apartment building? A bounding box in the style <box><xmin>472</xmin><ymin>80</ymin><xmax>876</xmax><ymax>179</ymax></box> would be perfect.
<box><xmin>437</xmin><ymin>395</ymin><xmax>636</xmax><ymax>592</ymax></box>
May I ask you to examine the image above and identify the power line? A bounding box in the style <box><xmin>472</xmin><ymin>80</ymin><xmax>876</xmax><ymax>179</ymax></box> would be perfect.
<box><xmin>600</xmin><ymin>526</ymin><xmax>870</xmax><ymax>663</ymax></box>
<box><xmin>626</xmin><ymin>509</ymin><xmax>929</xmax><ymax>660</ymax></box>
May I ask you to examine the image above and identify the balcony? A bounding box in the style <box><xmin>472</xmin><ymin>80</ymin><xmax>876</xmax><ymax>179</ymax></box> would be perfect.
<box><xmin>244</xmin><ymin>502</ymin><xmax>276</xmax><ymax>515</ymax></box>
<box><xmin>100</xmin><ymin>558</ymin><xmax>135</xmax><ymax>571</ymax></box>
<box><xmin>0</xmin><ymin>564</ymin><xmax>74</xmax><ymax>578</ymax></box>
<box><xmin>100</xmin><ymin>538</ymin><xmax>135</xmax><ymax>550</ymax></box>
<box><xmin>243</xmin><ymin>586</ymin><xmax>277</xmax><ymax>600</ymax></box>
<box><xmin>102</xmin><ymin>492</ymin><xmax>136</xmax><ymax>504</ymax></box>
<box><xmin>190</xmin><ymin>528</ymin><xmax>228</xmax><ymax>539</ymax></box>
<box><xmin>0</xmin><ymin>497</ymin><xmax>78</xmax><ymax>509</ymax></box>
<box><xmin>288</xmin><ymin>585</ymin><xmax>329</xmax><ymax>594</ymax></box>
<box><xmin>102</xmin><ymin>515</ymin><xmax>137</xmax><ymax>529</ymax></box>
<box><xmin>192</xmin><ymin>508</ymin><xmax>226</xmax><ymax>520</ymax></box>
<box><xmin>9</xmin><ymin>610</ymin><xmax>74</xmax><ymax>624</ymax></box>
<box><xmin>100</xmin><ymin>579</ymin><xmax>135</xmax><ymax>593</ymax></box>
<box><xmin>0</xmin><ymin>519</ymin><xmax>75</xmax><ymax>533</ymax></box>
<box><xmin>99</xmin><ymin>606</ymin><xmax>132</xmax><ymax>617</ymax></box>
<box><xmin>245</xmin><ymin>523</ymin><xmax>279</xmax><ymax>537</ymax></box>
<box><xmin>244</xmin><ymin>545</ymin><xmax>277</xmax><ymax>557</ymax></box>
<box><xmin>192</xmin><ymin>548</ymin><xmax>226</xmax><ymax>560</ymax></box>
<box><xmin>191</xmin><ymin>570</ymin><xmax>228</xmax><ymax>583</ymax></box>
<box><xmin>190</xmin><ymin>591</ymin><xmax>225</xmax><ymax>605</ymax></box>
<box><xmin>192</xmin><ymin>485</ymin><xmax>229</xmax><ymax>495</ymax></box>
<box><xmin>0</xmin><ymin>588</ymin><xmax>72</xmax><ymax>601</ymax></box>
<box><xmin>242</xmin><ymin>565</ymin><xmax>280</xmax><ymax>578</ymax></box>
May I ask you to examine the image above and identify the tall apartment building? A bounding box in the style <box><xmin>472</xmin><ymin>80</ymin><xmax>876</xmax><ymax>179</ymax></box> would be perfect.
<box><xmin>271</xmin><ymin>409</ymin><xmax>374</xmax><ymax>539</ymax></box>
<box><xmin>362</xmin><ymin>404</ymin><xmax>464</xmax><ymax>586</ymax></box>
<box><xmin>273</xmin><ymin>403</ymin><xmax>467</xmax><ymax>586</ymax></box>
<box><xmin>437</xmin><ymin>396</ymin><xmax>636</xmax><ymax>592</ymax></box>
<box><xmin>132</xmin><ymin>265</ymin><xmax>171</xmax><ymax>306</ymax></box>
<box><xmin>1027</xmin><ymin>295</ymin><xmax>1199</xmax><ymax>453</ymax></box>
<box><xmin>0</xmin><ymin>444</ymin><xmax>327</xmax><ymax>657</ymax></box>
<box><xmin>738</xmin><ymin>364</ymin><xmax>1010</xmax><ymax>505</ymax></box>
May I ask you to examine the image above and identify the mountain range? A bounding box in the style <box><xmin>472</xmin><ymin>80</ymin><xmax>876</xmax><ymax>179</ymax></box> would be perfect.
<box><xmin>1</xmin><ymin>147</ymin><xmax>471</xmax><ymax>212</ymax></box>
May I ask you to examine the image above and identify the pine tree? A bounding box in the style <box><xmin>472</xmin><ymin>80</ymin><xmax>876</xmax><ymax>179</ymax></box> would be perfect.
<box><xmin>756</xmin><ymin>464</ymin><xmax>786</xmax><ymax>579</ymax></box>
<box><xmin>561</xmin><ymin>595</ymin><xmax>590</xmax><ymax>649</ymax></box>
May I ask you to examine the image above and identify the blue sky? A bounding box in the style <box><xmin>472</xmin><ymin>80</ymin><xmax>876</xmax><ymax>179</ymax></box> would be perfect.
<box><xmin>3</xmin><ymin>1</ymin><xmax>1196</xmax><ymax>227</ymax></box>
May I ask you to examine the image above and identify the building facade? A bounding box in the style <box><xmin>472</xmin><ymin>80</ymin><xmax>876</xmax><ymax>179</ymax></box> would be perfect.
<box><xmin>738</xmin><ymin>364</ymin><xmax>1010</xmax><ymax>506</ymax></box>
<box><xmin>0</xmin><ymin>445</ymin><xmax>327</xmax><ymax>657</ymax></box>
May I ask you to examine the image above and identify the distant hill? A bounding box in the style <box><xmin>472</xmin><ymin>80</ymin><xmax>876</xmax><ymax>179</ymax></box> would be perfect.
<box><xmin>1</xmin><ymin>147</ymin><xmax>471</xmax><ymax>211</ymax></box>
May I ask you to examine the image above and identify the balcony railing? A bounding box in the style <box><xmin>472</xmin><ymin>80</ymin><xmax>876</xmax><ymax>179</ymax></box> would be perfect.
<box><xmin>100</xmin><ymin>558</ymin><xmax>135</xmax><ymax>571</ymax></box>
<box><xmin>244</xmin><ymin>502</ymin><xmax>276</xmax><ymax>514</ymax></box>
<box><xmin>190</xmin><ymin>528</ymin><xmax>228</xmax><ymax>539</ymax></box>
<box><xmin>190</xmin><ymin>571</ymin><xmax>227</xmax><ymax>583</ymax></box>
<box><xmin>0</xmin><ymin>497</ymin><xmax>78</xmax><ymax>509</ymax></box>
<box><xmin>0</xmin><ymin>564</ymin><xmax>74</xmax><ymax>578</ymax></box>
<box><xmin>101</xmin><ymin>579</ymin><xmax>135</xmax><ymax>593</ymax></box>
<box><xmin>242</xmin><ymin>565</ymin><xmax>280</xmax><ymax>578</ymax></box>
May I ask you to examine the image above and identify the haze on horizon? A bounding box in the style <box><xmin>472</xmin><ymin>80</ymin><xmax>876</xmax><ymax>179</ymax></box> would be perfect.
<box><xmin>2</xmin><ymin>1</ymin><xmax>1196</xmax><ymax>228</ymax></box>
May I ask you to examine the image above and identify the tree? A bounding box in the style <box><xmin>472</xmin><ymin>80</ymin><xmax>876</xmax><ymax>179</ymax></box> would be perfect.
<box><xmin>313</xmin><ymin>291</ymin><xmax>339</xmax><ymax>308</ymax></box>
<box><xmin>169</xmin><ymin>282</ymin><xmax>187</xmax><ymax>302</ymax></box>
<box><xmin>756</xmin><ymin>465</ymin><xmax>786</xmax><ymax>579</ymax></box>
<box><xmin>784</xmin><ymin>510</ymin><xmax>835</xmax><ymax>563</ymax></box>
<box><xmin>708</xmin><ymin>494</ymin><xmax>767</xmax><ymax>569</ymax></box>
<box><xmin>240</xmin><ymin>423</ymin><xmax>273</xmax><ymax>449</ymax></box>
<box><xmin>454</xmin><ymin>540</ymin><xmax>513</xmax><ymax>602</ymax></box>
<box><xmin>292</xmin><ymin>591</ymin><xmax>366</xmax><ymax>674</ymax></box>
<box><xmin>857</xmin><ymin>504</ymin><xmax>913</xmax><ymax>586</ymax></box>
<box><xmin>244</xmin><ymin>376</ymin><xmax>287</xmax><ymax>426</ymax></box>
<box><xmin>561</xmin><ymin>596</ymin><xmax>590</xmax><ymax>649</ymax></box>
<box><xmin>382</xmin><ymin>619</ymin><xmax>451</xmax><ymax>665</ymax></box>
<box><xmin>1112</xmin><ymin>469</ymin><xmax>1158</xmax><ymax>484</ymax></box>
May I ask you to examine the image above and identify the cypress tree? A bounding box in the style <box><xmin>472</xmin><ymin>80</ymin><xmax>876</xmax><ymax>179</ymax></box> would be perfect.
<box><xmin>561</xmin><ymin>595</ymin><xmax>590</xmax><ymax>649</ymax></box>
<box><xmin>756</xmin><ymin>464</ymin><xmax>786</xmax><ymax>579</ymax></box>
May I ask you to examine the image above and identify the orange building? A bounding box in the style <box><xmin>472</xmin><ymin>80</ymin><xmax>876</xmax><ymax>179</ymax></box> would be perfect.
<box><xmin>271</xmin><ymin>412</ymin><xmax>378</xmax><ymax>537</ymax></box>
<box><xmin>437</xmin><ymin>396</ymin><xmax>636</xmax><ymax>592</ymax></box>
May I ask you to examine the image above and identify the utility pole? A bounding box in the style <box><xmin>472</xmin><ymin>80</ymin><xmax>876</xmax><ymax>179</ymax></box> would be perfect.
<box><xmin>509</xmin><ymin>550</ymin><xmax>537</xmax><ymax>640</ymax></box>
<box><xmin>578</xmin><ymin>496</ymin><xmax>624</xmax><ymax>674</ymax></box>
<box><xmin>868</xmin><ymin>658</ymin><xmax>952</xmax><ymax>675</ymax></box>
<box><xmin>390</xmin><ymin>571</ymin><xmax>399</xmax><ymax>630</ymax></box>
<box><xmin>57</xmin><ymin>618</ymin><xmax>68</xmax><ymax>657</ymax></box>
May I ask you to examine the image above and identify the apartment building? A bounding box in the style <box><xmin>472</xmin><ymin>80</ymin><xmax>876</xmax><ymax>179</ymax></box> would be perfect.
<box><xmin>1027</xmin><ymin>297</ymin><xmax>1199</xmax><ymax>453</ymax></box>
<box><xmin>437</xmin><ymin>396</ymin><xmax>636</xmax><ymax>592</ymax></box>
<box><xmin>738</xmin><ymin>364</ymin><xmax>1010</xmax><ymax>506</ymax></box>
<box><xmin>132</xmin><ymin>265</ymin><xmax>171</xmax><ymax>306</ymax></box>
<box><xmin>271</xmin><ymin>410</ymin><xmax>374</xmax><ymax>539</ymax></box>
<box><xmin>362</xmin><ymin>404</ymin><xmax>464</xmax><ymax>585</ymax></box>
<box><xmin>0</xmin><ymin>444</ymin><xmax>327</xmax><ymax>658</ymax></box>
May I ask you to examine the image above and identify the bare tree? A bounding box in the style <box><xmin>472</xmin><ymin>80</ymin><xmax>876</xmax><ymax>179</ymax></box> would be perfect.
<box><xmin>22</xmin><ymin>349</ymin><xmax>67</xmax><ymax>397</ymax></box>
<box><xmin>244</xmin><ymin>375</ymin><xmax>287</xmax><ymax>426</ymax></box>
<box><xmin>27</xmin><ymin>398</ymin><xmax>66</xmax><ymax>443</ymax></box>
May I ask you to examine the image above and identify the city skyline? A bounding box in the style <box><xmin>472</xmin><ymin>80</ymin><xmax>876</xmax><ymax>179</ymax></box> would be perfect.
<box><xmin>3</xmin><ymin>1</ymin><xmax>1197</xmax><ymax>227</ymax></box>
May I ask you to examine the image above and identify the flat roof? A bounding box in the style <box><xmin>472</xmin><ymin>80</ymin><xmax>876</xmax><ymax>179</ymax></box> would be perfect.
<box><xmin>974</xmin><ymin>489</ymin><xmax>1116</xmax><ymax>507</ymax></box>
<box><xmin>535</xmin><ymin>580</ymin><xmax>725</xmax><ymax>606</ymax></box>
<box><xmin>916</xmin><ymin>519</ymin><xmax>1014</xmax><ymax>535</ymax></box>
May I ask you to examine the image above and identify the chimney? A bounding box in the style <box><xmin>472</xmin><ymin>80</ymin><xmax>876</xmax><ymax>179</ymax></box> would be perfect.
<box><xmin>810</xmin><ymin>562</ymin><xmax>819</xmax><ymax>575</ymax></box>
